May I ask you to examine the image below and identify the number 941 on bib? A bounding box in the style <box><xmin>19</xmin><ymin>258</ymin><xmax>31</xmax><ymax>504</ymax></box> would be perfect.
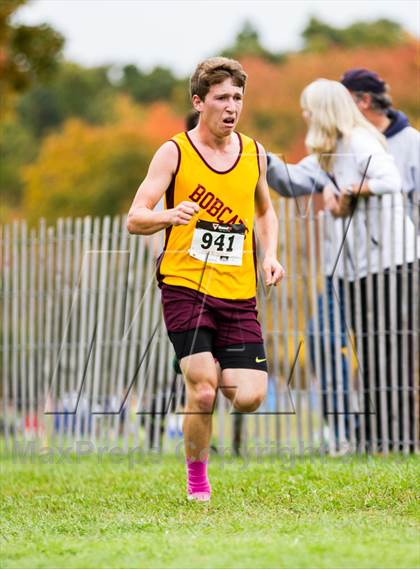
<box><xmin>189</xmin><ymin>220</ymin><xmax>245</xmax><ymax>266</ymax></box>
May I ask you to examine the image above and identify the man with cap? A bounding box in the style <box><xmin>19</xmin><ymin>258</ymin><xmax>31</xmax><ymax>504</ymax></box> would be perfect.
<box><xmin>341</xmin><ymin>68</ymin><xmax>419</xmax><ymax>210</ymax></box>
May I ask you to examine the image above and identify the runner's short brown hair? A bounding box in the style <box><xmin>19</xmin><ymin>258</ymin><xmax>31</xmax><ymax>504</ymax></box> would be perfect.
<box><xmin>190</xmin><ymin>57</ymin><xmax>247</xmax><ymax>101</ymax></box>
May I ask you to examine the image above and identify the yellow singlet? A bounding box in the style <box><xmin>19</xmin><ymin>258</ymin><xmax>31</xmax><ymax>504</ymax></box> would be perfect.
<box><xmin>157</xmin><ymin>131</ymin><xmax>260</xmax><ymax>300</ymax></box>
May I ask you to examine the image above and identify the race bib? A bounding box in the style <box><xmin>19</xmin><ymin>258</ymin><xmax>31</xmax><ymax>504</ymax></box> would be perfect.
<box><xmin>189</xmin><ymin>220</ymin><xmax>245</xmax><ymax>266</ymax></box>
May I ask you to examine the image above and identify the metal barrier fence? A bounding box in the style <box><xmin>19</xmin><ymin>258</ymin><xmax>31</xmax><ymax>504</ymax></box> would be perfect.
<box><xmin>1</xmin><ymin>194</ymin><xmax>419</xmax><ymax>456</ymax></box>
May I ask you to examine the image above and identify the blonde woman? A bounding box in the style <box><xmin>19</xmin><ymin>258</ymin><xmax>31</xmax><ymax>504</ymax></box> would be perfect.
<box><xmin>270</xmin><ymin>79</ymin><xmax>418</xmax><ymax>453</ymax></box>
<box><xmin>301</xmin><ymin>79</ymin><xmax>404</xmax><ymax>266</ymax></box>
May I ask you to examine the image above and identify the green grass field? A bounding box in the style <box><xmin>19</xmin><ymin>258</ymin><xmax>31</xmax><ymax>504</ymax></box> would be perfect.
<box><xmin>1</xmin><ymin>452</ymin><xmax>419</xmax><ymax>569</ymax></box>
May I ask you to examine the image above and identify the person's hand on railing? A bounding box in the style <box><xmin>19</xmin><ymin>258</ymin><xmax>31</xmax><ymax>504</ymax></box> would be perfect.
<box><xmin>334</xmin><ymin>182</ymin><xmax>372</xmax><ymax>217</ymax></box>
<box><xmin>322</xmin><ymin>184</ymin><xmax>341</xmax><ymax>216</ymax></box>
<box><xmin>323</xmin><ymin>184</ymin><xmax>363</xmax><ymax>218</ymax></box>
<box><xmin>334</xmin><ymin>190</ymin><xmax>355</xmax><ymax>218</ymax></box>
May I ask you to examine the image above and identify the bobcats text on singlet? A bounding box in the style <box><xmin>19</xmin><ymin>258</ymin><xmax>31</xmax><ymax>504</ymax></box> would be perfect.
<box><xmin>157</xmin><ymin>131</ymin><xmax>260</xmax><ymax>300</ymax></box>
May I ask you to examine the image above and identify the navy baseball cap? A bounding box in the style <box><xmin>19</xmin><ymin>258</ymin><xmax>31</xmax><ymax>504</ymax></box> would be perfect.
<box><xmin>341</xmin><ymin>68</ymin><xmax>386</xmax><ymax>94</ymax></box>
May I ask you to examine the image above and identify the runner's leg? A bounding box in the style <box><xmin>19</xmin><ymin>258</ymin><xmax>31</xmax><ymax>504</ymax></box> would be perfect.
<box><xmin>220</xmin><ymin>369</ymin><xmax>267</xmax><ymax>413</ymax></box>
<box><xmin>180</xmin><ymin>351</ymin><xmax>218</xmax><ymax>460</ymax></box>
<box><xmin>180</xmin><ymin>351</ymin><xmax>218</xmax><ymax>501</ymax></box>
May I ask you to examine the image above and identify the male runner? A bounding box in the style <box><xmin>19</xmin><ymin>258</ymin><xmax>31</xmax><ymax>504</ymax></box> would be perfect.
<box><xmin>127</xmin><ymin>57</ymin><xmax>284</xmax><ymax>501</ymax></box>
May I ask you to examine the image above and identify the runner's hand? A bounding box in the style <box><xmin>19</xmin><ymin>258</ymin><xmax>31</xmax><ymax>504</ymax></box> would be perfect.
<box><xmin>262</xmin><ymin>257</ymin><xmax>285</xmax><ymax>286</ymax></box>
<box><xmin>167</xmin><ymin>201</ymin><xmax>199</xmax><ymax>226</ymax></box>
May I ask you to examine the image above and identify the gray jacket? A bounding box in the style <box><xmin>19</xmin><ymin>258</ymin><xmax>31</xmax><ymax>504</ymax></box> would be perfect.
<box><xmin>267</xmin><ymin>109</ymin><xmax>419</xmax><ymax>202</ymax></box>
<box><xmin>267</xmin><ymin>126</ymin><xmax>419</xmax><ymax>279</ymax></box>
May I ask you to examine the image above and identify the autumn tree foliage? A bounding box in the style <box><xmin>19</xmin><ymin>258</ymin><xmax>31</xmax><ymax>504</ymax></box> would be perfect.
<box><xmin>22</xmin><ymin>97</ymin><xmax>183</xmax><ymax>224</ymax></box>
<box><xmin>118</xmin><ymin>64</ymin><xmax>178</xmax><ymax>103</ymax></box>
<box><xmin>1</xmin><ymin>16</ymin><xmax>418</xmax><ymax>224</ymax></box>
<box><xmin>17</xmin><ymin>62</ymin><xmax>116</xmax><ymax>138</ymax></box>
<box><xmin>0</xmin><ymin>0</ymin><xmax>64</xmax><ymax>114</ymax></box>
<box><xmin>222</xmin><ymin>21</ymin><xmax>285</xmax><ymax>63</ymax></box>
<box><xmin>239</xmin><ymin>42</ymin><xmax>419</xmax><ymax>161</ymax></box>
<box><xmin>302</xmin><ymin>17</ymin><xmax>408</xmax><ymax>51</ymax></box>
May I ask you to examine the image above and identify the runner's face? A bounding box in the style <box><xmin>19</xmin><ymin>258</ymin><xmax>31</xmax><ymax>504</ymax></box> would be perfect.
<box><xmin>196</xmin><ymin>78</ymin><xmax>244</xmax><ymax>137</ymax></box>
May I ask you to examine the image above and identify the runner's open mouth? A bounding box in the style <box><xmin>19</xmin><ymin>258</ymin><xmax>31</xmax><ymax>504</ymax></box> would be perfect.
<box><xmin>223</xmin><ymin>117</ymin><xmax>235</xmax><ymax>124</ymax></box>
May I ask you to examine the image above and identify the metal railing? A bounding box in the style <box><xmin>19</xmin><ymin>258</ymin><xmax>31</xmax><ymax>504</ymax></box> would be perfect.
<box><xmin>1</xmin><ymin>194</ymin><xmax>419</xmax><ymax>456</ymax></box>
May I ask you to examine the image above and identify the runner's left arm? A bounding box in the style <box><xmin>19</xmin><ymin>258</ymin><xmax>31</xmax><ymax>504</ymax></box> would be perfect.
<box><xmin>254</xmin><ymin>142</ymin><xmax>285</xmax><ymax>286</ymax></box>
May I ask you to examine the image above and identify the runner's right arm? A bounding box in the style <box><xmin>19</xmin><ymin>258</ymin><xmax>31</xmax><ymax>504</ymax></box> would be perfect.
<box><xmin>127</xmin><ymin>141</ymin><xmax>199</xmax><ymax>235</ymax></box>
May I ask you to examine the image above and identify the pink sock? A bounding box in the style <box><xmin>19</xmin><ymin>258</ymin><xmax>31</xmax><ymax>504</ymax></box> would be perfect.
<box><xmin>186</xmin><ymin>458</ymin><xmax>211</xmax><ymax>495</ymax></box>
